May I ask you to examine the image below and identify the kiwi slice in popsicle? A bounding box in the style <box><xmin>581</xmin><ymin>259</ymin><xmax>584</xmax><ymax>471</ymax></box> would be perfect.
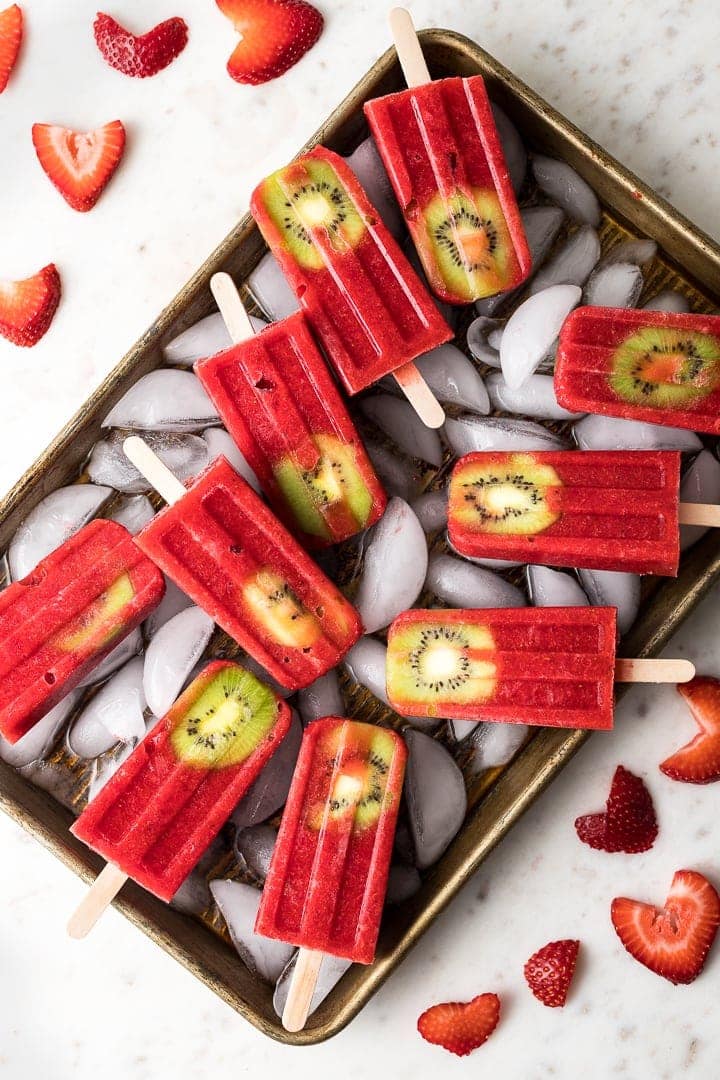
<box><xmin>387</xmin><ymin>620</ymin><xmax>498</xmax><ymax>713</ymax></box>
<box><xmin>452</xmin><ymin>453</ymin><xmax>561</xmax><ymax>536</ymax></box>
<box><xmin>241</xmin><ymin>568</ymin><xmax>321</xmax><ymax>649</ymax></box>
<box><xmin>307</xmin><ymin>725</ymin><xmax>398</xmax><ymax>831</ymax></box>
<box><xmin>55</xmin><ymin>573</ymin><xmax>135</xmax><ymax>652</ymax></box>
<box><xmin>609</xmin><ymin>326</ymin><xmax>720</xmax><ymax>408</ymax></box>
<box><xmin>274</xmin><ymin>434</ymin><xmax>374</xmax><ymax>539</ymax></box>
<box><xmin>170</xmin><ymin>664</ymin><xmax>279</xmax><ymax>769</ymax></box>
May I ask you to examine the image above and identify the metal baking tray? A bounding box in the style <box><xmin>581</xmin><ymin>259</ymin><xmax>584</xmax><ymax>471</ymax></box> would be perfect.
<box><xmin>2</xmin><ymin>28</ymin><xmax>720</xmax><ymax>1045</ymax></box>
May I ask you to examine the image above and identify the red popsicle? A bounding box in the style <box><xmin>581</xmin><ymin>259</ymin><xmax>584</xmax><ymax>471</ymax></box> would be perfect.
<box><xmin>71</xmin><ymin>661</ymin><xmax>291</xmax><ymax>904</ymax></box>
<box><xmin>555</xmin><ymin>306</ymin><xmax>720</xmax><ymax>435</ymax></box>
<box><xmin>130</xmin><ymin>450</ymin><xmax>362</xmax><ymax>690</ymax></box>
<box><xmin>365</xmin><ymin>12</ymin><xmax>530</xmax><ymax>306</ymax></box>
<box><xmin>448</xmin><ymin>450</ymin><xmax>681</xmax><ymax>576</ymax></box>
<box><xmin>256</xmin><ymin>716</ymin><xmax>407</xmax><ymax>1030</ymax></box>
<box><xmin>0</xmin><ymin>519</ymin><xmax>164</xmax><ymax>744</ymax></box>
<box><xmin>195</xmin><ymin>310</ymin><xmax>386</xmax><ymax>547</ymax></box>
<box><xmin>250</xmin><ymin>146</ymin><xmax>453</xmax><ymax>410</ymax></box>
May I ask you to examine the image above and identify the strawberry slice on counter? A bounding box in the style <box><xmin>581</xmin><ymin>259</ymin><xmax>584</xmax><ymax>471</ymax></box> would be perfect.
<box><xmin>0</xmin><ymin>264</ymin><xmax>61</xmax><ymax>347</ymax></box>
<box><xmin>611</xmin><ymin>869</ymin><xmax>720</xmax><ymax>985</ymax></box>
<box><xmin>575</xmin><ymin>764</ymin><xmax>658</xmax><ymax>854</ymax></box>
<box><xmin>32</xmin><ymin>120</ymin><xmax>126</xmax><ymax>212</ymax></box>
<box><xmin>93</xmin><ymin>12</ymin><xmax>188</xmax><ymax>78</ymax></box>
<box><xmin>660</xmin><ymin>676</ymin><xmax>720</xmax><ymax>784</ymax></box>
<box><xmin>524</xmin><ymin>939</ymin><xmax>580</xmax><ymax>1007</ymax></box>
<box><xmin>0</xmin><ymin>4</ymin><xmax>22</xmax><ymax>93</ymax></box>
<box><xmin>417</xmin><ymin>993</ymin><xmax>500</xmax><ymax>1057</ymax></box>
<box><xmin>217</xmin><ymin>0</ymin><xmax>323</xmax><ymax>85</ymax></box>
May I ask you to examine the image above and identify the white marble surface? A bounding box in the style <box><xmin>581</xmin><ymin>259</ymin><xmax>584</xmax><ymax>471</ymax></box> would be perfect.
<box><xmin>1</xmin><ymin>0</ymin><xmax>719</xmax><ymax>1076</ymax></box>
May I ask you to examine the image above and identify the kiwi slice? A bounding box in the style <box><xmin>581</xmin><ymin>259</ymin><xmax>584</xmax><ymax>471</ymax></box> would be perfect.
<box><xmin>55</xmin><ymin>573</ymin><xmax>134</xmax><ymax>652</ymax></box>
<box><xmin>241</xmin><ymin>568</ymin><xmax>320</xmax><ymax>649</ymax></box>
<box><xmin>388</xmin><ymin>620</ymin><xmax>497</xmax><ymax>711</ymax></box>
<box><xmin>260</xmin><ymin>158</ymin><xmax>365</xmax><ymax>270</ymax></box>
<box><xmin>420</xmin><ymin>189</ymin><xmax>516</xmax><ymax>301</ymax></box>
<box><xmin>609</xmin><ymin>326</ymin><xmax>720</xmax><ymax>408</ymax></box>
<box><xmin>170</xmin><ymin>664</ymin><xmax>278</xmax><ymax>769</ymax></box>
<box><xmin>307</xmin><ymin>725</ymin><xmax>398</xmax><ymax>830</ymax></box>
<box><xmin>452</xmin><ymin>454</ymin><xmax>561</xmax><ymax>536</ymax></box>
<box><xmin>274</xmin><ymin>434</ymin><xmax>373</xmax><ymax>539</ymax></box>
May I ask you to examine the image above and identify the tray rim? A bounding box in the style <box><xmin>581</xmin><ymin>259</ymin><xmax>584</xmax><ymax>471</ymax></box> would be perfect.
<box><xmin>2</xmin><ymin>26</ymin><xmax>720</xmax><ymax>1046</ymax></box>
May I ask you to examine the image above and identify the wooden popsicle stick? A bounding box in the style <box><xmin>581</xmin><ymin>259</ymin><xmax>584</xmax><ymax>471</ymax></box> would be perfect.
<box><xmin>615</xmin><ymin>658</ymin><xmax>695</xmax><ymax>684</ymax></box>
<box><xmin>282</xmin><ymin>948</ymin><xmax>324</xmax><ymax>1032</ymax></box>
<box><xmin>678</xmin><ymin>502</ymin><xmax>720</xmax><ymax>528</ymax></box>
<box><xmin>389</xmin><ymin>7</ymin><xmax>431</xmax><ymax>88</ymax></box>
<box><xmin>123</xmin><ymin>436</ymin><xmax>187</xmax><ymax>506</ymax></box>
<box><xmin>392</xmin><ymin>361</ymin><xmax>446</xmax><ymax>428</ymax></box>
<box><xmin>210</xmin><ymin>271</ymin><xmax>256</xmax><ymax>345</ymax></box>
<box><xmin>67</xmin><ymin>863</ymin><xmax>128</xmax><ymax>939</ymax></box>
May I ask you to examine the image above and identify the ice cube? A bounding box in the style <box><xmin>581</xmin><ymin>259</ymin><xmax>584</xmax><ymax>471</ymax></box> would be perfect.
<box><xmin>354</xmin><ymin>498</ymin><xmax>427</xmax><ymax>634</ymax></box>
<box><xmin>231</xmin><ymin>711</ymin><xmax>302</xmax><ymax>830</ymax></box>
<box><xmin>234</xmin><ymin>824</ymin><xmax>277</xmax><ymax>881</ymax></box>
<box><xmin>444</xmin><ymin>414</ymin><xmax>568</xmax><ymax>456</ymax></box>
<box><xmin>415</xmin><ymin>344</ymin><xmax>490</xmax><ymax>413</ymax></box>
<box><xmin>110</xmin><ymin>494</ymin><xmax>155</xmax><ymax>535</ymax></box>
<box><xmin>529</xmin><ymin>226</ymin><xmax>601</xmax><ymax>295</ymax></box>
<box><xmin>68</xmin><ymin>656</ymin><xmax>146</xmax><ymax>757</ymax></box>
<box><xmin>467</xmin><ymin>316</ymin><xmax>502</xmax><ymax>368</ymax></box>
<box><xmin>404</xmin><ymin>730</ymin><xmax>467</xmax><ymax>868</ymax></box>
<box><xmin>143</xmin><ymin>607</ymin><xmax>215</xmax><ymax>719</ymax></box>
<box><xmin>385</xmin><ymin>863</ymin><xmax>422</xmax><ymax>905</ymax></box>
<box><xmin>486</xmin><ymin>371</ymin><xmax>584</xmax><ymax>421</ymax></box>
<box><xmin>202</xmin><ymin>428</ymin><xmax>260</xmax><ymax>493</ymax></box>
<box><xmin>410</xmin><ymin>489</ymin><xmax>448</xmax><ymax>534</ymax></box>
<box><xmin>102</xmin><ymin>370</ymin><xmax>219</xmax><ymax>433</ymax></box>
<box><xmin>364</xmin><ymin>440</ymin><xmax>424</xmax><ymax>503</ymax></box>
<box><xmin>468</xmin><ymin>722</ymin><xmax>530</xmax><ymax>771</ymax></box>
<box><xmin>527</xmin><ymin>565</ymin><xmax>589</xmax><ymax>607</ymax></box>
<box><xmin>345</xmin><ymin>136</ymin><xmax>404</xmax><ymax>236</ymax></box>
<box><xmin>77</xmin><ymin>626</ymin><xmax>143</xmax><ymax>687</ymax></box>
<box><xmin>360</xmin><ymin>395</ymin><xmax>443</xmax><ymax>467</ymax></box>
<box><xmin>87</xmin><ymin>431</ymin><xmax>209</xmax><ymax>494</ymax></box>
<box><xmin>297</xmin><ymin>669</ymin><xmax>344</xmax><ymax>725</ymax></box>
<box><xmin>273</xmin><ymin>952</ymin><xmax>352</xmax><ymax>1019</ymax></box>
<box><xmin>599</xmin><ymin>239</ymin><xmax>657</xmax><ymax>268</ymax></box>
<box><xmin>642</xmin><ymin>289</ymin><xmax>691</xmax><ymax>314</ymax></box>
<box><xmin>501</xmin><ymin>285</ymin><xmax>582</xmax><ymax>389</ymax></box>
<box><xmin>490</xmin><ymin>101</ymin><xmax>526</xmax><ymax>193</ymax></box>
<box><xmin>573</xmin><ymin>414</ymin><xmax>702</xmax><ymax>452</ymax></box>
<box><xmin>210</xmin><ymin>879</ymin><xmax>294</xmax><ymax>982</ymax></box>
<box><xmin>246</xmin><ymin>252</ymin><xmax>300</xmax><ymax>322</ymax></box>
<box><xmin>8</xmin><ymin>483</ymin><xmax>113</xmax><ymax>580</ymax></box>
<box><xmin>425</xmin><ymin>553</ymin><xmax>525</xmax><ymax>609</ymax></box>
<box><xmin>577</xmin><ymin>568</ymin><xmax>641</xmax><ymax>636</ymax></box>
<box><xmin>163</xmin><ymin>311</ymin><xmax>267</xmax><ymax>367</ymax></box>
<box><xmin>583</xmin><ymin>263</ymin><xmax>644</xmax><ymax>308</ymax></box>
<box><xmin>144</xmin><ymin>576</ymin><xmax>194</xmax><ymax>638</ymax></box>
<box><xmin>0</xmin><ymin>690</ymin><xmax>81</xmax><ymax>768</ymax></box>
<box><xmin>531</xmin><ymin>155</ymin><xmax>601</xmax><ymax>226</ymax></box>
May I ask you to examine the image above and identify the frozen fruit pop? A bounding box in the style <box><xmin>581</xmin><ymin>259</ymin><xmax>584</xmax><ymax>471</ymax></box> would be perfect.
<box><xmin>68</xmin><ymin>661</ymin><xmax>291</xmax><ymax>935</ymax></box>
<box><xmin>555</xmin><ymin>306</ymin><xmax>720</xmax><ymax>435</ymax></box>
<box><xmin>250</xmin><ymin>145</ymin><xmax>452</xmax><ymax>424</ymax></box>
<box><xmin>449</xmin><ymin>450</ymin><xmax>682</xmax><ymax>576</ymax></box>
<box><xmin>0</xmin><ymin>519</ymin><xmax>164</xmax><ymax>744</ymax></box>
<box><xmin>255</xmin><ymin>716</ymin><xmax>407</xmax><ymax>1031</ymax></box>
<box><xmin>126</xmin><ymin>440</ymin><xmax>362</xmax><ymax>690</ymax></box>
<box><xmin>386</xmin><ymin>607</ymin><xmax>694</xmax><ymax>729</ymax></box>
<box><xmin>196</xmin><ymin>290</ymin><xmax>386</xmax><ymax>547</ymax></box>
<box><xmin>364</xmin><ymin>9</ymin><xmax>530</xmax><ymax>305</ymax></box>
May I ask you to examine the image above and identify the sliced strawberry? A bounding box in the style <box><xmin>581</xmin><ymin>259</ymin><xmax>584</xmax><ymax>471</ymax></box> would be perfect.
<box><xmin>660</xmin><ymin>676</ymin><xmax>720</xmax><ymax>784</ymax></box>
<box><xmin>32</xmin><ymin>121</ymin><xmax>125</xmax><ymax>212</ymax></box>
<box><xmin>217</xmin><ymin>0</ymin><xmax>323</xmax><ymax>86</ymax></box>
<box><xmin>93</xmin><ymin>12</ymin><xmax>188</xmax><ymax>78</ymax></box>
<box><xmin>524</xmin><ymin>939</ymin><xmax>580</xmax><ymax>1008</ymax></box>
<box><xmin>417</xmin><ymin>993</ymin><xmax>500</xmax><ymax>1057</ymax></box>
<box><xmin>0</xmin><ymin>264</ymin><xmax>61</xmax><ymax>347</ymax></box>
<box><xmin>0</xmin><ymin>4</ymin><xmax>22</xmax><ymax>93</ymax></box>
<box><xmin>611</xmin><ymin>869</ymin><xmax>720</xmax><ymax>985</ymax></box>
<box><xmin>575</xmin><ymin>764</ymin><xmax>658</xmax><ymax>854</ymax></box>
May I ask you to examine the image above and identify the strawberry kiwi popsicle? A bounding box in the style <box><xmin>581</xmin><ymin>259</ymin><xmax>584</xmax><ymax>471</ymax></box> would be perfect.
<box><xmin>364</xmin><ymin>9</ymin><xmax>530</xmax><ymax>305</ymax></box>
<box><xmin>69</xmin><ymin>660</ymin><xmax>291</xmax><ymax>935</ymax></box>
<box><xmin>448</xmin><ymin>450</ymin><xmax>682</xmax><ymax>576</ymax></box>
<box><xmin>196</xmin><ymin>309</ymin><xmax>386</xmax><ymax>547</ymax></box>
<box><xmin>255</xmin><ymin>717</ymin><xmax>407</xmax><ymax>1032</ymax></box>
<box><xmin>0</xmin><ymin>520</ymin><xmax>164</xmax><ymax>744</ymax></box>
<box><xmin>127</xmin><ymin>442</ymin><xmax>362</xmax><ymax>690</ymax></box>
<box><xmin>250</xmin><ymin>146</ymin><xmax>453</xmax><ymax>407</ymax></box>
<box><xmin>555</xmin><ymin>306</ymin><xmax>720</xmax><ymax>435</ymax></box>
<box><xmin>386</xmin><ymin>607</ymin><xmax>694</xmax><ymax>730</ymax></box>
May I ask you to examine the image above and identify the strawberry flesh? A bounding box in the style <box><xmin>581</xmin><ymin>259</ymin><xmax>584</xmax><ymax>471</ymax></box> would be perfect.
<box><xmin>217</xmin><ymin>0</ymin><xmax>323</xmax><ymax>85</ymax></box>
<box><xmin>611</xmin><ymin>869</ymin><xmax>720</xmax><ymax>984</ymax></box>
<box><xmin>575</xmin><ymin>764</ymin><xmax>658</xmax><ymax>853</ymax></box>
<box><xmin>93</xmin><ymin>12</ymin><xmax>188</xmax><ymax>78</ymax></box>
<box><xmin>524</xmin><ymin>939</ymin><xmax>580</xmax><ymax>1007</ymax></box>
<box><xmin>0</xmin><ymin>4</ymin><xmax>22</xmax><ymax>93</ymax></box>
<box><xmin>32</xmin><ymin>120</ymin><xmax>126</xmax><ymax>212</ymax></box>
<box><xmin>660</xmin><ymin>676</ymin><xmax>720</xmax><ymax>784</ymax></box>
<box><xmin>417</xmin><ymin>993</ymin><xmax>500</xmax><ymax>1057</ymax></box>
<box><xmin>0</xmin><ymin>264</ymin><xmax>61</xmax><ymax>347</ymax></box>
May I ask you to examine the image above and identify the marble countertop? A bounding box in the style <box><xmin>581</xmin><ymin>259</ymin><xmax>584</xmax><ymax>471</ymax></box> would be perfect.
<box><xmin>1</xmin><ymin>0</ymin><xmax>719</xmax><ymax>1076</ymax></box>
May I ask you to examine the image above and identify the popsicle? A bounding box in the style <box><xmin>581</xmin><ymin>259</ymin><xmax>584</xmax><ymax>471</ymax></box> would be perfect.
<box><xmin>555</xmin><ymin>306</ymin><xmax>720</xmax><ymax>435</ymax></box>
<box><xmin>386</xmin><ymin>607</ymin><xmax>695</xmax><ymax>728</ymax></box>
<box><xmin>250</xmin><ymin>145</ymin><xmax>453</xmax><ymax>426</ymax></box>
<box><xmin>125</xmin><ymin>439</ymin><xmax>362</xmax><ymax>690</ymax></box>
<box><xmin>68</xmin><ymin>660</ymin><xmax>292</xmax><ymax>936</ymax></box>
<box><xmin>196</xmin><ymin>276</ymin><xmax>386</xmax><ymax>547</ymax></box>
<box><xmin>364</xmin><ymin>9</ymin><xmax>531</xmax><ymax>305</ymax></box>
<box><xmin>449</xmin><ymin>450</ymin><xmax>691</xmax><ymax>575</ymax></box>
<box><xmin>0</xmin><ymin>519</ymin><xmax>164</xmax><ymax>744</ymax></box>
<box><xmin>255</xmin><ymin>716</ymin><xmax>407</xmax><ymax>1031</ymax></box>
